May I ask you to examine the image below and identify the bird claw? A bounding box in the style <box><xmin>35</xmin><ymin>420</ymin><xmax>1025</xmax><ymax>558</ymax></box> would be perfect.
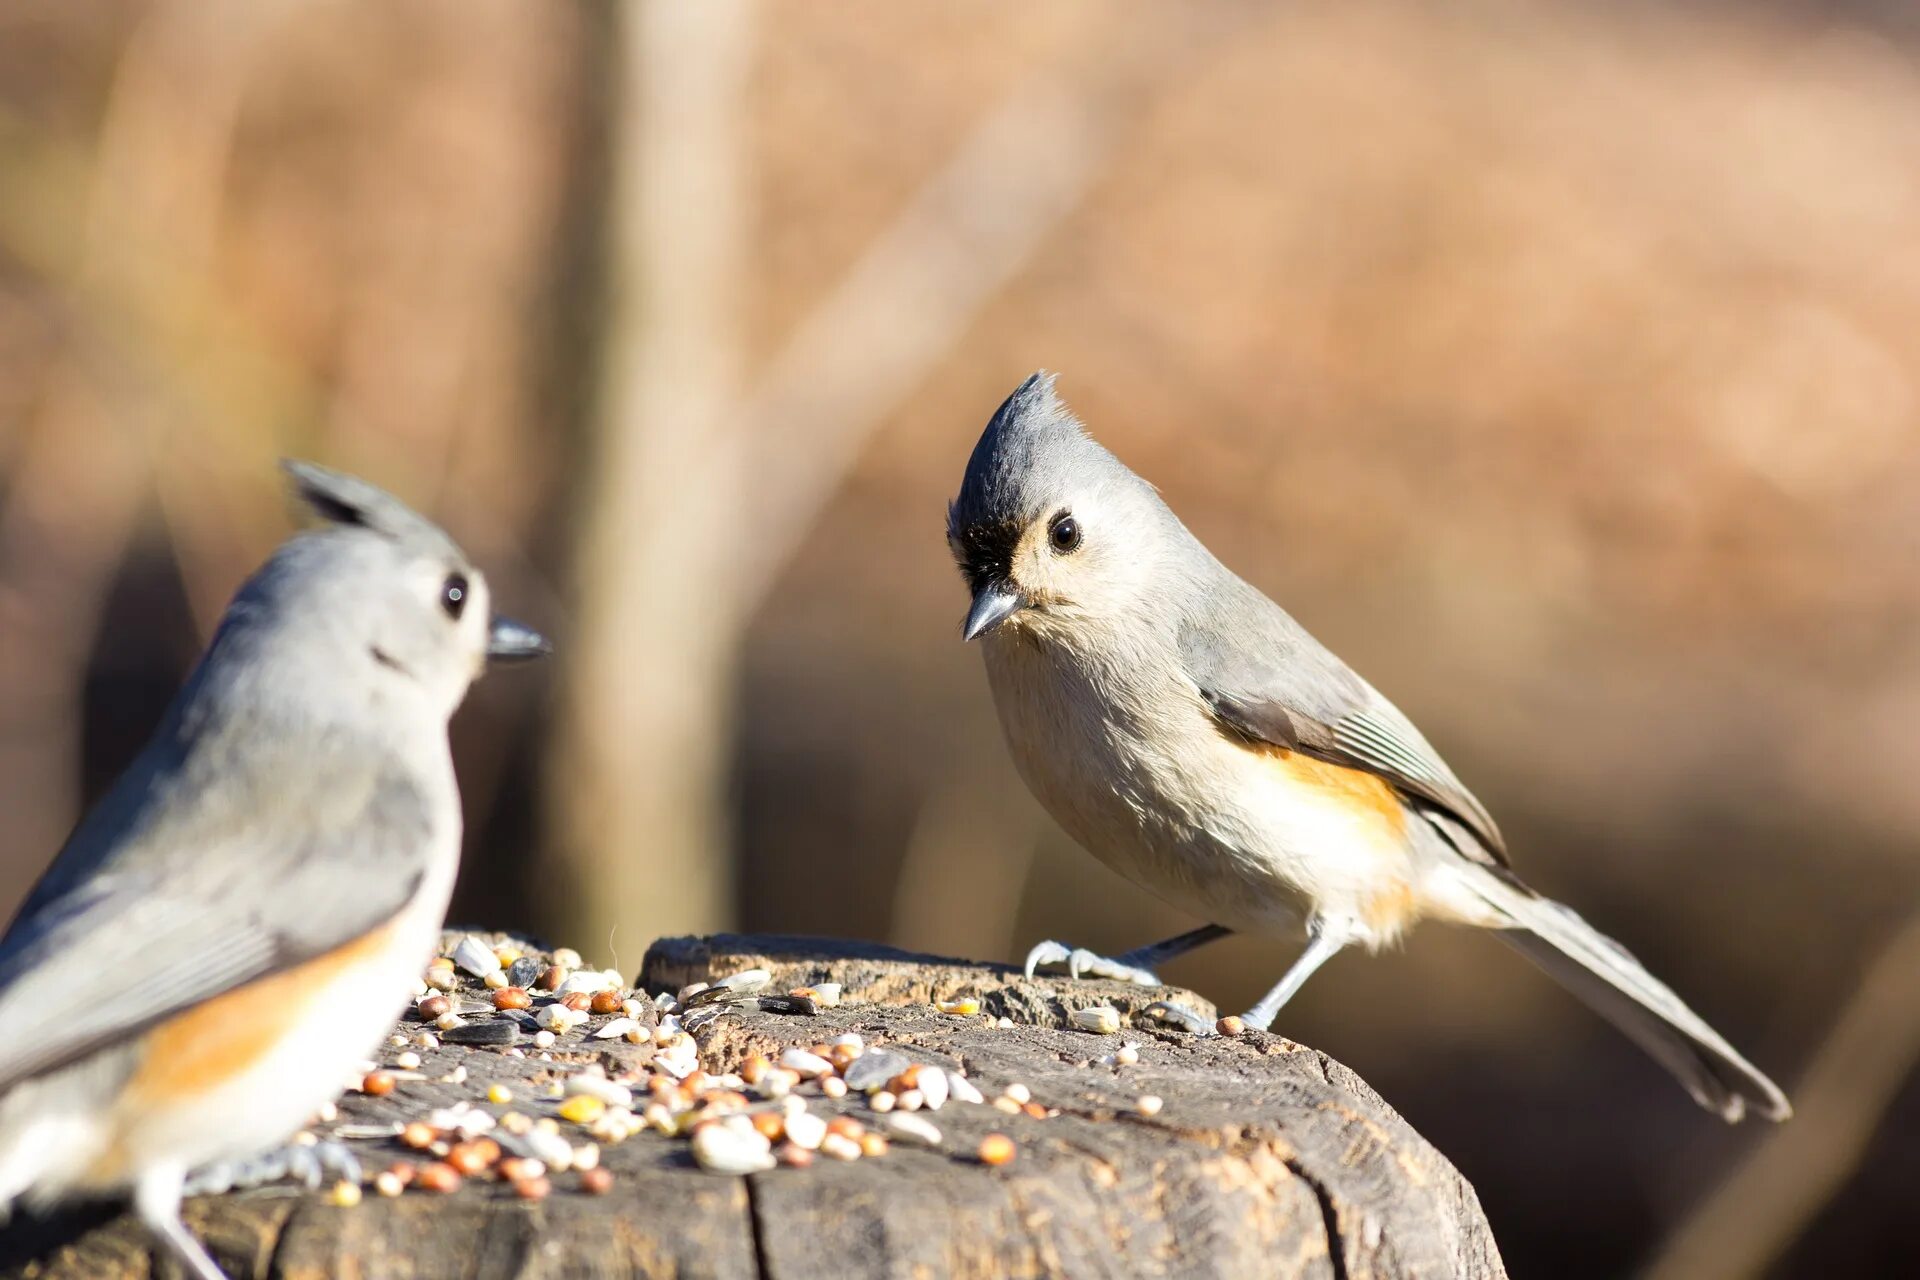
<box><xmin>1142</xmin><ymin>1001</ymin><xmax>1215</xmax><ymax>1035</ymax></box>
<box><xmin>185</xmin><ymin>1140</ymin><xmax>362</xmax><ymax>1196</ymax></box>
<box><xmin>1023</xmin><ymin>940</ymin><xmax>1161</xmax><ymax>986</ymax></box>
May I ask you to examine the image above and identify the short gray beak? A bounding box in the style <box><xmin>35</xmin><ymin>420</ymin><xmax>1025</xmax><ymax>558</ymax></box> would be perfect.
<box><xmin>487</xmin><ymin>615</ymin><xmax>552</xmax><ymax>664</ymax></box>
<box><xmin>962</xmin><ymin>583</ymin><xmax>1025</xmax><ymax>642</ymax></box>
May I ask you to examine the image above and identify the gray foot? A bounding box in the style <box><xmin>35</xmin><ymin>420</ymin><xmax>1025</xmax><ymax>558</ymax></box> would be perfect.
<box><xmin>1141</xmin><ymin>1001</ymin><xmax>1215</xmax><ymax>1035</ymax></box>
<box><xmin>185</xmin><ymin>1139</ymin><xmax>363</xmax><ymax>1196</ymax></box>
<box><xmin>1023</xmin><ymin>940</ymin><xmax>1161</xmax><ymax>985</ymax></box>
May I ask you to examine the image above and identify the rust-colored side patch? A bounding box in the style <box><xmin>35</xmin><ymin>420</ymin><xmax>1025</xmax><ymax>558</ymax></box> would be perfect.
<box><xmin>1264</xmin><ymin>748</ymin><xmax>1409</xmax><ymax>838</ymax></box>
<box><xmin>1361</xmin><ymin>880</ymin><xmax>1418</xmax><ymax>937</ymax></box>
<box><xmin>122</xmin><ymin>920</ymin><xmax>398</xmax><ymax>1105</ymax></box>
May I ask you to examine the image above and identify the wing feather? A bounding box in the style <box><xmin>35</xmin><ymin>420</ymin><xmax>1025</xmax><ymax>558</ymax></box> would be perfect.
<box><xmin>1178</xmin><ymin>589</ymin><xmax>1508</xmax><ymax>864</ymax></box>
<box><xmin>0</xmin><ymin>730</ymin><xmax>435</xmax><ymax>1092</ymax></box>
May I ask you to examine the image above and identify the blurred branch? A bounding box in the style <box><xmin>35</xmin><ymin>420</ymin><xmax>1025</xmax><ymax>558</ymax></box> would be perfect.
<box><xmin>729</xmin><ymin>8</ymin><xmax>1237</xmax><ymax>604</ymax></box>
<box><xmin>1643</xmin><ymin>910</ymin><xmax>1920</xmax><ymax>1280</ymax></box>
<box><xmin>545</xmin><ymin>0</ymin><xmax>757</xmax><ymax>952</ymax></box>
<box><xmin>547</xmin><ymin>2</ymin><xmax>1244</xmax><ymax>956</ymax></box>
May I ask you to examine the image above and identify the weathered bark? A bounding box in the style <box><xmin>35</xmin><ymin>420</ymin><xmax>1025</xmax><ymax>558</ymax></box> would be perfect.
<box><xmin>1</xmin><ymin>933</ymin><xmax>1504</xmax><ymax>1279</ymax></box>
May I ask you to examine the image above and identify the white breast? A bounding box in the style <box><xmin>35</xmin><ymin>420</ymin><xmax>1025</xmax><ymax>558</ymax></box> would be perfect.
<box><xmin>982</xmin><ymin>627</ymin><xmax>1416</xmax><ymax>941</ymax></box>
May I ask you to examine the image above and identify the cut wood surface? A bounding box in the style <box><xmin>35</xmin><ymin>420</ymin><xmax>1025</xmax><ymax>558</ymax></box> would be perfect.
<box><xmin>1</xmin><ymin>932</ymin><xmax>1505</xmax><ymax>1279</ymax></box>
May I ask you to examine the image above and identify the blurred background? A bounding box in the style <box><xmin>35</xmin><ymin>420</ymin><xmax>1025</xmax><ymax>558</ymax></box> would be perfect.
<box><xmin>3</xmin><ymin>0</ymin><xmax>1918</xmax><ymax>1274</ymax></box>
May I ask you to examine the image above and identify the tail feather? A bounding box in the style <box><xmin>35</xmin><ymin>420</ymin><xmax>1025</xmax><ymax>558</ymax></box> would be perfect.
<box><xmin>1462</xmin><ymin>867</ymin><xmax>1791</xmax><ymax>1123</ymax></box>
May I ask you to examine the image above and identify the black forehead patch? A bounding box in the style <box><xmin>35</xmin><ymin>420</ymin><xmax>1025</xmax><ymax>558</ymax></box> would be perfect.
<box><xmin>949</xmin><ymin>516</ymin><xmax>1023</xmax><ymax>593</ymax></box>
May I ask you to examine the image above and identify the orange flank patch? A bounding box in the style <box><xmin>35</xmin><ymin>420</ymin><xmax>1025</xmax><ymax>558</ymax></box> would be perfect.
<box><xmin>123</xmin><ymin>920</ymin><xmax>400</xmax><ymax>1104</ymax></box>
<box><xmin>1361</xmin><ymin>881</ymin><xmax>1418</xmax><ymax>936</ymax></box>
<box><xmin>1264</xmin><ymin>747</ymin><xmax>1409</xmax><ymax>838</ymax></box>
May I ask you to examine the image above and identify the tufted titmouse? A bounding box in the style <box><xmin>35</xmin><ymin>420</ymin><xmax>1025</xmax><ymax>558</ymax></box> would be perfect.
<box><xmin>949</xmin><ymin>373</ymin><xmax>1789</xmax><ymax>1123</ymax></box>
<box><xmin>0</xmin><ymin>463</ymin><xmax>549</xmax><ymax>1278</ymax></box>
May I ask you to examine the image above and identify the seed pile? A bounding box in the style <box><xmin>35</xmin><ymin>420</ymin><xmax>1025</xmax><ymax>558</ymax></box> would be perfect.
<box><xmin>294</xmin><ymin>934</ymin><xmax>1146</xmax><ymax>1205</ymax></box>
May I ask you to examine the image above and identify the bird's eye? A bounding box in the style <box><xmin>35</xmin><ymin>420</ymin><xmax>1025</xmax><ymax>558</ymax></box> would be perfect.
<box><xmin>1047</xmin><ymin>512</ymin><xmax>1081</xmax><ymax>554</ymax></box>
<box><xmin>441</xmin><ymin>574</ymin><xmax>468</xmax><ymax>620</ymax></box>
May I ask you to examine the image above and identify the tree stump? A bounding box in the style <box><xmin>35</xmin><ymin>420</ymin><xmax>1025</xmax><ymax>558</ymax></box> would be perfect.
<box><xmin>0</xmin><ymin>933</ymin><xmax>1505</xmax><ymax>1279</ymax></box>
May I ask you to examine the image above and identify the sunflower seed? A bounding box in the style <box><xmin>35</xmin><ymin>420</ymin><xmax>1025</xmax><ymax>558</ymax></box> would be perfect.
<box><xmin>843</xmin><ymin>1050</ymin><xmax>910</xmax><ymax>1093</ymax></box>
<box><xmin>452</xmin><ymin>936</ymin><xmax>502</xmax><ymax>979</ymax></box>
<box><xmin>946</xmin><ymin>1072</ymin><xmax>984</xmax><ymax>1105</ymax></box>
<box><xmin>778</xmin><ymin>1049</ymin><xmax>832</xmax><ymax>1078</ymax></box>
<box><xmin>883</xmin><ymin>1113</ymin><xmax>942</xmax><ymax>1146</ymax></box>
<box><xmin>441</xmin><ymin>1020</ymin><xmax>518</xmax><ymax>1047</ymax></box>
<box><xmin>593</xmin><ymin>1017</ymin><xmax>639</xmax><ymax>1040</ymax></box>
<box><xmin>691</xmin><ymin>1122</ymin><xmax>775</xmax><ymax>1174</ymax></box>
<box><xmin>1072</xmin><ymin>1006</ymin><xmax>1122</xmax><ymax>1035</ymax></box>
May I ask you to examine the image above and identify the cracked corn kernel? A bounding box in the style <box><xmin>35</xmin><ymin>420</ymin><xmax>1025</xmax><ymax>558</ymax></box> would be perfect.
<box><xmin>936</xmin><ymin>997</ymin><xmax>980</xmax><ymax>1016</ymax></box>
<box><xmin>1136</xmin><ymin>1095</ymin><xmax>1164</xmax><ymax>1117</ymax></box>
<box><xmin>977</xmin><ymin>1134</ymin><xmax>1016</xmax><ymax>1167</ymax></box>
<box><xmin>514</xmin><ymin>1175</ymin><xmax>552</xmax><ymax>1201</ymax></box>
<box><xmin>1215</xmin><ymin>1015</ymin><xmax>1245</xmax><ymax>1037</ymax></box>
<box><xmin>360</xmin><ymin>1071</ymin><xmax>396</xmax><ymax>1097</ymax></box>
<box><xmin>401</xmin><ymin>1122</ymin><xmax>437</xmax><ymax>1149</ymax></box>
<box><xmin>497</xmin><ymin>1157</ymin><xmax>545</xmax><ymax>1184</ymax></box>
<box><xmin>819</xmin><ymin>1133</ymin><xmax>861</xmax><ymax>1162</ymax></box>
<box><xmin>328</xmin><ymin>1180</ymin><xmax>361</xmax><ymax>1207</ymax></box>
<box><xmin>448</xmin><ymin>1140</ymin><xmax>500</xmax><ymax>1175</ymax></box>
<box><xmin>559</xmin><ymin>1095</ymin><xmax>606</xmax><ymax>1124</ymax></box>
<box><xmin>858</xmin><ymin>1133</ymin><xmax>888</xmax><ymax>1158</ymax></box>
<box><xmin>590</xmin><ymin>990</ymin><xmax>624</xmax><ymax>1016</ymax></box>
<box><xmin>374</xmin><ymin>1171</ymin><xmax>405</xmax><ymax>1198</ymax></box>
<box><xmin>580</xmin><ymin>1167</ymin><xmax>613</xmax><ymax>1195</ymax></box>
<box><xmin>416</xmin><ymin>1163</ymin><xmax>461</xmax><ymax>1193</ymax></box>
<box><xmin>488</xmin><ymin>1084</ymin><xmax>514</xmax><ymax>1105</ymax></box>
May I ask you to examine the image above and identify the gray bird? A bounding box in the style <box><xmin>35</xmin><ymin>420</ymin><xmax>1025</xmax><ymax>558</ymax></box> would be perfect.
<box><xmin>0</xmin><ymin>463</ymin><xmax>549</xmax><ymax>1278</ymax></box>
<box><xmin>949</xmin><ymin>373</ymin><xmax>1789</xmax><ymax>1123</ymax></box>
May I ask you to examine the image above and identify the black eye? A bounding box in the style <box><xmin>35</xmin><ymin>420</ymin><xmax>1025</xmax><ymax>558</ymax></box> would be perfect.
<box><xmin>441</xmin><ymin>574</ymin><xmax>468</xmax><ymax>620</ymax></box>
<box><xmin>1048</xmin><ymin>512</ymin><xmax>1081</xmax><ymax>554</ymax></box>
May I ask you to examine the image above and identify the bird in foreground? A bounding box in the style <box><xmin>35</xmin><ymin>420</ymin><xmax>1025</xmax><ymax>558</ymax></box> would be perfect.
<box><xmin>0</xmin><ymin>463</ymin><xmax>550</xmax><ymax>1278</ymax></box>
<box><xmin>948</xmin><ymin>373</ymin><xmax>1790</xmax><ymax>1123</ymax></box>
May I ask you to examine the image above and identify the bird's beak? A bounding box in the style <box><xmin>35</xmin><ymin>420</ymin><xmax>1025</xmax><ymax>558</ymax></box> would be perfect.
<box><xmin>962</xmin><ymin>583</ymin><xmax>1025</xmax><ymax>642</ymax></box>
<box><xmin>486</xmin><ymin>615</ymin><xmax>552</xmax><ymax>664</ymax></box>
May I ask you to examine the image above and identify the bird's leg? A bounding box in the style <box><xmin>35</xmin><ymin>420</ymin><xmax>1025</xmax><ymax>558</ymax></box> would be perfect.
<box><xmin>1240</xmin><ymin>926</ymin><xmax>1350</xmax><ymax>1031</ymax></box>
<box><xmin>185</xmin><ymin>1140</ymin><xmax>362</xmax><ymax>1196</ymax></box>
<box><xmin>135</xmin><ymin>1164</ymin><xmax>229</xmax><ymax>1280</ymax></box>
<box><xmin>1024</xmin><ymin>924</ymin><xmax>1232</xmax><ymax>986</ymax></box>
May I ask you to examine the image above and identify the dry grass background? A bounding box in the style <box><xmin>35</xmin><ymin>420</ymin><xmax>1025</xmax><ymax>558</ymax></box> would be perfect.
<box><xmin>4</xmin><ymin>1</ymin><xmax>1920</xmax><ymax>1274</ymax></box>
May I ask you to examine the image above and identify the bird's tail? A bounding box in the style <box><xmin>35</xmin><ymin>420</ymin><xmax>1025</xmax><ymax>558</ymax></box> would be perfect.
<box><xmin>1456</xmin><ymin>864</ymin><xmax>1791</xmax><ymax>1123</ymax></box>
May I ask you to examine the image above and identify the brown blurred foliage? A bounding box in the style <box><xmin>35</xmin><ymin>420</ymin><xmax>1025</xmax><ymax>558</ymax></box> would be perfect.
<box><xmin>4</xmin><ymin>1</ymin><xmax>1920</xmax><ymax>1274</ymax></box>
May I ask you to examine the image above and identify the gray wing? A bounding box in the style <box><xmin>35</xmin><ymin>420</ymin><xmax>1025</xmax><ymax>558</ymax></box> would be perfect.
<box><xmin>1177</xmin><ymin>578</ymin><xmax>1508</xmax><ymax>864</ymax></box>
<box><xmin>0</xmin><ymin>729</ymin><xmax>436</xmax><ymax>1092</ymax></box>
